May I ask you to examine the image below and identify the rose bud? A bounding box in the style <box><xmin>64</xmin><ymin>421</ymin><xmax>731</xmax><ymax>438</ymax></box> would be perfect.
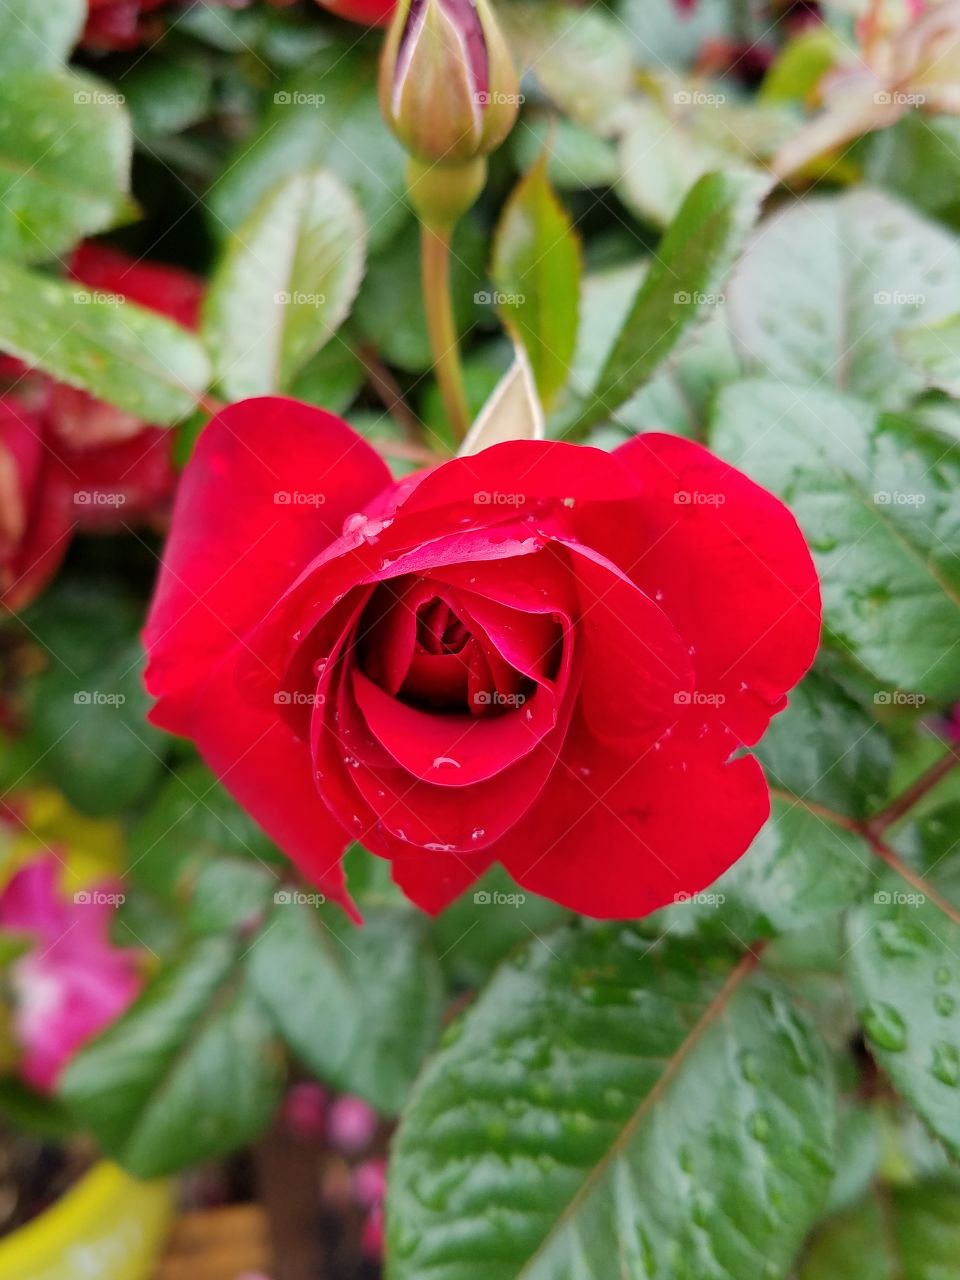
<box><xmin>144</xmin><ymin>399</ymin><xmax>821</xmax><ymax>921</ymax></box>
<box><xmin>0</xmin><ymin>855</ymin><xmax>142</xmax><ymax>1093</ymax></box>
<box><xmin>379</xmin><ymin>0</ymin><xmax>519</xmax><ymax>168</ymax></box>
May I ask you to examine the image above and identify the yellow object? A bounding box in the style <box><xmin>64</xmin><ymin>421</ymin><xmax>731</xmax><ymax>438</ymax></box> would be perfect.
<box><xmin>0</xmin><ymin>1161</ymin><xmax>174</xmax><ymax>1280</ymax></box>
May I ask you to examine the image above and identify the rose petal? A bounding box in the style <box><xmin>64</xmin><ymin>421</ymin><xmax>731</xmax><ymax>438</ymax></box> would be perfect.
<box><xmin>614</xmin><ymin>433</ymin><xmax>820</xmax><ymax>747</ymax></box>
<box><xmin>144</xmin><ymin>397</ymin><xmax>391</xmax><ymax>733</ymax></box>
<box><xmin>495</xmin><ymin>716</ymin><xmax>770</xmax><ymax>918</ymax></box>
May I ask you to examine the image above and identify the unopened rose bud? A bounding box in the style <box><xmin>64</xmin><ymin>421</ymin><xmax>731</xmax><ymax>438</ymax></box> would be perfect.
<box><xmin>380</xmin><ymin>0</ymin><xmax>519</xmax><ymax>167</ymax></box>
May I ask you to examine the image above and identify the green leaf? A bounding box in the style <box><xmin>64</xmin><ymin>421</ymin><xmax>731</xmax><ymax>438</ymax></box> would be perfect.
<box><xmin>799</xmin><ymin>1181</ymin><xmax>960</xmax><ymax>1278</ymax></box>
<box><xmin>845</xmin><ymin>846</ymin><xmax>960</xmax><ymax>1160</ymax></box>
<box><xmin>490</xmin><ymin>157</ymin><xmax>581</xmax><ymax>409</ymax></box>
<box><xmin>511</xmin><ymin>115</ymin><xmax>619</xmax><ymax>192</ymax></box>
<box><xmin>289</xmin><ymin>338</ymin><xmax>366</xmax><ymax>414</ymax></box>
<box><xmin>208</xmin><ymin>47</ymin><xmax>407</xmax><ymax>254</ymax></box>
<box><xmin>726</xmin><ymin>189</ymin><xmax>960</xmax><ymax>411</ymax></box>
<box><xmin>122</xmin><ymin>56</ymin><xmax>214</xmax><ymax>138</ymax></box>
<box><xmin>759</xmin><ymin>28</ymin><xmax>841</xmax><ymax>104</ymax></box>
<box><xmin>128</xmin><ymin>761</ymin><xmax>282</xmax><ymax>907</ymax></box>
<box><xmin>388</xmin><ymin>927</ymin><xmax>835</xmax><ymax>1280</ymax></box>
<box><xmin>757</xmin><ymin>669</ymin><xmax>893</xmax><ymax>820</ymax></box>
<box><xmin>0</xmin><ymin>0</ymin><xmax>85</xmax><ymax>70</ymax></box>
<box><xmin>61</xmin><ymin>937</ymin><xmax>285</xmax><ymax>1177</ymax></box>
<box><xmin>249</xmin><ymin>902</ymin><xmax>443</xmax><ymax>1115</ymax></box>
<box><xmin>432</xmin><ymin>865</ymin><xmax>570</xmax><ymax>989</ymax></box>
<box><xmin>187</xmin><ymin>859</ymin><xmax>277</xmax><ymax>936</ymax></box>
<box><xmin>615</xmin><ymin>98</ymin><xmax>793</xmax><ymax>229</ymax></box>
<box><xmin>204</xmin><ymin>170</ymin><xmax>366</xmax><ymax>401</ymax></box>
<box><xmin>353</xmin><ymin>215</ymin><xmax>486</xmax><ymax>374</ymax></box>
<box><xmin>501</xmin><ymin>2</ymin><xmax>634</xmax><ymax>131</ymax></box>
<box><xmin>23</xmin><ymin>582</ymin><xmax>167</xmax><ymax>816</ymax></box>
<box><xmin>899</xmin><ymin>313</ymin><xmax>960</xmax><ymax>397</ymax></box>
<box><xmin>863</xmin><ymin>111</ymin><xmax>960</xmax><ymax>227</ymax></box>
<box><xmin>567</xmin><ymin>169</ymin><xmax>768</xmax><ymax>434</ymax></box>
<box><xmin>0</xmin><ymin>69</ymin><xmax>131</xmax><ymax>263</ymax></box>
<box><xmin>0</xmin><ymin>257</ymin><xmax>210</xmax><ymax>424</ymax></box>
<box><xmin>711</xmin><ymin>379</ymin><xmax>960</xmax><ymax>700</ymax></box>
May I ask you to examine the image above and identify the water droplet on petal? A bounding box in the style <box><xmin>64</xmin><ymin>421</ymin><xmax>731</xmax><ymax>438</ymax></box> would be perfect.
<box><xmin>931</xmin><ymin>1041</ymin><xmax>960</xmax><ymax>1087</ymax></box>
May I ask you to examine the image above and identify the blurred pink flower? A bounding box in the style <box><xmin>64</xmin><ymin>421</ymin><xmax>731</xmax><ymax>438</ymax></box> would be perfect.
<box><xmin>281</xmin><ymin>1081</ymin><xmax>329</xmax><ymax>1141</ymax></box>
<box><xmin>327</xmin><ymin>1094</ymin><xmax>378</xmax><ymax>1156</ymax></box>
<box><xmin>0</xmin><ymin>855</ymin><xmax>142</xmax><ymax>1093</ymax></box>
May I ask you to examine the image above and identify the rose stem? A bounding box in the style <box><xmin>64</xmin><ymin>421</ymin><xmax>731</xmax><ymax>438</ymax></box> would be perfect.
<box><xmin>421</xmin><ymin>221</ymin><xmax>471</xmax><ymax>444</ymax></box>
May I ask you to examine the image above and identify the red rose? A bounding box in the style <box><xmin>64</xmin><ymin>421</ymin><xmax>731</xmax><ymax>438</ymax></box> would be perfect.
<box><xmin>0</xmin><ymin>244</ymin><xmax>204</xmax><ymax>611</ymax></box>
<box><xmin>144</xmin><ymin>398</ymin><xmax>820</xmax><ymax>919</ymax></box>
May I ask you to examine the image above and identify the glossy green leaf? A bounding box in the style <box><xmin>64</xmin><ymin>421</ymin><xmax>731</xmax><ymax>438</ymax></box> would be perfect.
<box><xmin>726</xmin><ymin>189</ymin><xmax>960</xmax><ymax>410</ymax></box>
<box><xmin>711</xmin><ymin>379</ymin><xmax>960</xmax><ymax>699</ymax></box>
<box><xmin>0</xmin><ymin>69</ymin><xmax>131</xmax><ymax>263</ymax></box>
<box><xmin>61</xmin><ymin>937</ymin><xmax>285</xmax><ymax>1177</ymax></box>
<box><xmin>23</xmin><ymin>583</ymin><xmax>167</xmax><ymax>816</ymax></box>
<box><xmin>567</xmin><ymin>169</ymin><xmax>768</xmax><ymax>434</ymax></box>
<box><xmin>208</xmin><ymin>48</ymin><xmax>407</xmax><ymax>253</ymax></box>
<box><xmin>799</xmin><ymin>1181</ymin><xmax>960</xmax><ymax>1278</ymax></box>
<box><xmin>491</xmin><ymin>157</ymin><xmax>581</xmax><ymax>409</ymax></box>
<box><xmin>249</xmin><ymin>901</ymin><xmax>443</xmax><ymax>1115</ymax></box>
<box><xmin>204</xmin><ymin>169</ymin><xmax>366</xmax><ymax>400</ymax></box>
<box><xmin>0</xmin><ymin>0</ymin><xmax>85</xmax><ymax>70</ymax></box>
<box><xmin>615</xmin><ymin>98</ymin><xmax>792</xmax><ymax>228</ymax></box>
<box><xmin>389</xmin><ymin>927</ymin><xmax>835</xmax><ymax>1280</ymax></box>
<box><xmin>128</xmin><ymin>762</ymin><xmax>282</xmax><ymax>907</ymax></box>
<box><xmin>757</xmin><ymin>669</ymin><xmax>893</xmax><ymax>820</ymax></box>
<box><xmin>899</xmin><ymin>313</ymin><xmax>960</xmax><ymax>397</ymax></box>
<box><xmin>501</xmin><ymin>2</ymin><xmax>634</xmax><ymax>131</ymax></box>
<box><xmin>846</xmin><ymin>827</ymin><xmax>960</xmax><ymax>1159</ymax></box>
<box><xmin>122</xmin><ymin>56</ymin><xmax>214</xmax><ymax>138</ymax></box>
<box><xmin>0</xmin><ymin>257</ymin><xmax>210</xmax><ymax>423</ymax></box>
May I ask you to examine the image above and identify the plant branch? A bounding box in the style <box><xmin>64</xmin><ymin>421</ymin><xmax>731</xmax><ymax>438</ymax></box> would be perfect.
<box><xmin>867</xmin><ymin>745</ymin><xmax>960</xmax><ymax>836</ymax></box>
<box><xmin>357</xmin><ymin>343</ymin><xmax>425</xmax><ymax>445</ymax></box>
<box><xmin>421</xmin><ymin>222</ymin><xmax>470</xmax><ymax>444</ymax></box>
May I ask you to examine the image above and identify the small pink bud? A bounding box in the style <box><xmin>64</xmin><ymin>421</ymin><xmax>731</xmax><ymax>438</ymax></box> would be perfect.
<box><xmin>361</xmin><ymin>1204</ymin><xmax>385</xmax><ymax>1261</ymax></box>
<box><xmin>281</xmin><ymin>1082</ymin><xmax>329</xmax><ymax>1142</ymax></box>
<box><xmin>353</xmin><ymin>1156</ymin><xmax>388</xmax><ymax>1209</ymax></box>
<box><xmin>327</xmin><ymin>1094</ymin><xmax>378</xmax><ymax>1156</ymax></box>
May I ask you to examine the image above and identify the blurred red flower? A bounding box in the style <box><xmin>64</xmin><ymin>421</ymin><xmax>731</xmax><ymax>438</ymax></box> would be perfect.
<box><xmin>0</xmin><ymin>243</ymin><xmax>204</xmax><ymax>612</ymax></box>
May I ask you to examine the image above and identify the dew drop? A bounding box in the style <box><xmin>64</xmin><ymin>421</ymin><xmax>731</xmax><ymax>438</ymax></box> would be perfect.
<box><xmin>341</xmin><ymin>511</ymin><xmax>367</xmax><ymax>536</ymax></box>
<box><xmin>749</xmin><ymin>1110</ymin><xmax>771</xmax><ymax>1142</ymax></box>
<box><xmin>431</xmin><ymin>755</ymin><xmax>461</xmax><ymax>770</ymax></box>
<box><xmin>936</xmin><ymin>966</ymin><xmax>952</xmax><ymax>985</ymax></box>
<box><xmin>931</xmin><ymin>1041</ymin><xmax>960</xmax><ymax>1087</ymax></box>
<box><xmin>862</xmin><ymin>1002</ymin><xmax>907</xmax><ymax>1052</ymax></box>
<box><xmin>935</xmin><ymin>993</ymin><xmax>956</xmax><ymax>1017</ymax></box>
<box><xmin>471</xmin><ymin>826</ymin><xmax>486</xmax><ymax>841</ymax></box>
